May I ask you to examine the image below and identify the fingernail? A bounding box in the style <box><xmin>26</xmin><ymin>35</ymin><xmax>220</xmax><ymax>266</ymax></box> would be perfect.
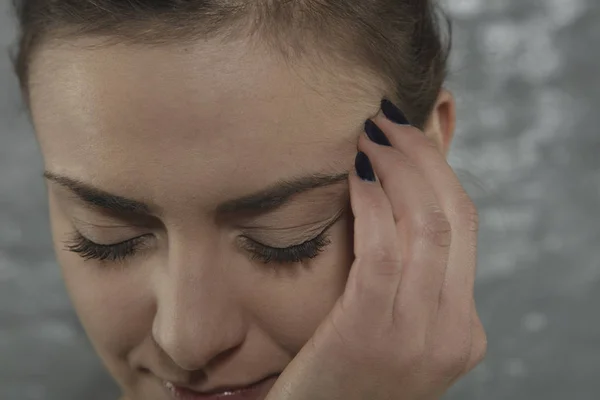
<box><xmin>364</xmin><ymin>119</ymin><xmax>391</xmax><ymax>147</ymax></box>
<box><xmin>381</xmin><ymin>99</ymin><xmax>410</xmax><ymax>125</ymax></box>
<box><xmin>355</xmin><ymin>151</ymin><xmax>377</xmax><ymax>182</ymax></box>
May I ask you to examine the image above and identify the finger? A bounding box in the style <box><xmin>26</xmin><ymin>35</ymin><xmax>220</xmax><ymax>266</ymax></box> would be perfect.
<box><xmin>357</xmin><ymin>129</ymin><xmax>450</xmax><ymax>331</ymax></box>
<box><xmin>428</xmin><ymin>300</ymin><xmax>486</xmax><ymax>385</ymax></box>
<box><xmin>465</xmin><ymin>300</ymin><xmax>487</xmax><ymax>372</ymax></box>
<box><xmin>372</xmin><ymin>110</ymin><xmax>479</xmax><ymax>316</ymax></box>
<box><xmin>345</xmin><ymin>153</ymin><xmax>401</xmax><ymax>323</ymax></box>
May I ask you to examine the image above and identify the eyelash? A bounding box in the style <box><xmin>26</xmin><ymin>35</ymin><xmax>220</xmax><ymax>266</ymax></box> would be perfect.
<box><xmin>62</xmin><ymin>230</ymin><xmax>332</xmax><ymax>265</ymax></box>
<box><xmin>63</xmin><ymin>231</ymin><xmax>148</xmax><ymax>263</ymax></box>
<box><xmin>239</xmin><ymin>233</ymin><xmax>332</xmax><ymax>264</ymax></box>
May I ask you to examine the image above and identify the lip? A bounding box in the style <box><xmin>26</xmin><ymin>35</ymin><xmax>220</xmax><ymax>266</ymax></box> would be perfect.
<box><xmin>164</xmin><ymin>374</ymin><xmax>279</xmax><ymax>400</ymax></box>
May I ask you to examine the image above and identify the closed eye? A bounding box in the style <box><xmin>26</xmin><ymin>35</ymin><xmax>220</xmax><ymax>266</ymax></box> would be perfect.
<box><xmin>63</xmin><ymin>208</ymin><xmax>346</xmax><ymax>266</ymax></box>
<box><xmin>238</xmin><ymin>231</ymin><xmax>332</xmax><ymax>264</ymax></box>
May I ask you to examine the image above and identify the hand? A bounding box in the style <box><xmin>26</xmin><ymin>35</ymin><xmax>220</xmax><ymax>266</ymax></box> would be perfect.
<box><xmin>264</xmin><ymin>100</ymin><xmax>487</xmax><ymax>400</ymax></box>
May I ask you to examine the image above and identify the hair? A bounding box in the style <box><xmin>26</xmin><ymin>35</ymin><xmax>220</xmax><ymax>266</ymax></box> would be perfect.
<box><xmin>10</xmin><ymin>0</ymin><xmax>451</xmax><ymax>129</ymax></box>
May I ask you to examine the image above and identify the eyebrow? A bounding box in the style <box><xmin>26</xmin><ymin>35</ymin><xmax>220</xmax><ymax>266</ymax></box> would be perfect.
<box><xmin>43</xmin><ymin>170</ymin><xmax>349</xmax><ymax>217</ymax></box>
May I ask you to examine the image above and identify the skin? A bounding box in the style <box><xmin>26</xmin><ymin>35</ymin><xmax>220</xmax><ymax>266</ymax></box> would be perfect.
<box><xmin>27</xmin><ymin>36</ymin><xmax>462</xmax><ymax>400</ymax></box>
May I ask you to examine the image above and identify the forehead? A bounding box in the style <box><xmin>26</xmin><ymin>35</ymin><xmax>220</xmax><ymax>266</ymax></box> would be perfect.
<box><xmin>28</xmin><ymin>38</ymin><xmax>380</xmax><ymax>208</ymax></box>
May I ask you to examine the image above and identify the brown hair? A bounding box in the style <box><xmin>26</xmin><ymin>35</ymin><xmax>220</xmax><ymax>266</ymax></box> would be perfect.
<box><xmin>10</xmin><ymin>0</ymin><xmax>451</xmax><ymax>129</ymax></box>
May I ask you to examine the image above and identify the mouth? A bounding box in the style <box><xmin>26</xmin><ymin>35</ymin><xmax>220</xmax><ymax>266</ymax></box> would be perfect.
<box><xmin>163</xmin><ymin>374</ymin><xmax>280</xmax><ymax>400</ymax></box>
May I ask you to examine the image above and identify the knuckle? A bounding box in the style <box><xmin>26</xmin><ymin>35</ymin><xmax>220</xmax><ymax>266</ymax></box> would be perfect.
<box><xmin>401</xmin><ymin>341</ymin><xmax>428</xmax><ymax>369</ymax></box>
<box><xmin>471</xmin><ymin>327</ymin><xmax>488</xmax><ymax>366</ymax></box>
<box><xmin>361</xmin><ymin>244</ymin><xmax>400</xmax><ymax>267</ymax></box>
<box><xmin>471</xmin><ymin>341</ymin><xmax>488</xmax><ymax>368</ymax></box>
<box><xmin>458</xmin><ymin>325</ymin><xmax>488</xmax><ymax>375</ymax></box>
<box><xmin>372</xmin><ymin>203</ymin><xmax>394</xmax><ymax>222</ymax></box>
<box><xmin>348</xmin><ymin>270</ymin><xmax>380</xmax><ymax>303</ymax></box>
<box><xmin>362</xmin><ymin>192</ymin><xmax>390</xmax><ymax>215</ymax></box>
<box><xmin>361</xmin><ymin>196</ymin><xmax>395</xmax><ymax>224</ymax></box>
<box><xmin>457</xmin><ymin>197</ymin><xmax>479</xmax><ymax>233</ymax></box>
<box><xmin>431</xmin><ymin>345</ymin><xmax>471</xmax><ymax>379</ymax></box>
<box><xmin>391</xmin><ymin>149</ymin><xmax>419</xmax><ymax>170</ymax></box>
<box><xmin>415</xmin><ymin>207</ymin><xmax>452</xmax><ymax>247</ymax></box>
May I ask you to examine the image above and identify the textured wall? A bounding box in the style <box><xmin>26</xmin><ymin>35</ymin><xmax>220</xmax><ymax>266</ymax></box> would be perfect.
<box><xmin>1</xmin><ymin>0</ymin><xmax>599</xmax><ymax>399</ymax></box>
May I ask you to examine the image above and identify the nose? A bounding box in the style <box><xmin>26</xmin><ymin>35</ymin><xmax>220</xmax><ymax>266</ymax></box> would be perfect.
<box><xmin>151</xmin><ymin>249</ymin><xmax>246</xmax><ymax>371</ymax></box>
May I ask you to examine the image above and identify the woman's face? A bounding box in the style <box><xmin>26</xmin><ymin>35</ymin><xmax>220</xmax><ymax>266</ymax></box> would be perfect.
<box><xmin>28</xmin><ymin>37</ymin><xmax>389</xmax><ymax>399</ymax></box>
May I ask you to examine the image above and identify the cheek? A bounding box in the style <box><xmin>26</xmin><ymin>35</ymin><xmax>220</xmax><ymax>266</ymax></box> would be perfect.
<box><xmin>48</xmin><ymin>196</ymin><xmax>153</xmax><ymax>360</ymax></box>
<box><xmin>241</xmin><ymin>220</ymin><xmax>354</xmax><ymax>353</ymax></box>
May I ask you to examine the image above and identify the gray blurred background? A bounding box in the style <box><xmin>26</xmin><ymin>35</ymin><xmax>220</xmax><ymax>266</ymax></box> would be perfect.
<box><xmin>1</xmin><ymin>0</ymin><xmax>599</xmax><ymax>399</ymax></box>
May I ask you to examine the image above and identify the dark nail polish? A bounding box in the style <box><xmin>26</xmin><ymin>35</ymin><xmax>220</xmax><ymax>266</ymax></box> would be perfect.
<box><xmin>355</xmin><ymin>151</ymin><xmax>376</xmax><ymax>182</ymax></box>
<box><xmin>365</xmin><ymin>119</ymin><xmax>392</xmax><ymax>147</ymax></box>
<box><xmin>381</xmin><ymin>99</ymin><xmax>410</xmax><ymax>125</ymax></box>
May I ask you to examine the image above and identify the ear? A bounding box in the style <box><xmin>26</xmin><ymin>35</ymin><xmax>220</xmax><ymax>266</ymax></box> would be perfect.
<box><xmin>423</xmin><ymin>88</ymin><xmax>456</xmax><ymax>158</ymax></box>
